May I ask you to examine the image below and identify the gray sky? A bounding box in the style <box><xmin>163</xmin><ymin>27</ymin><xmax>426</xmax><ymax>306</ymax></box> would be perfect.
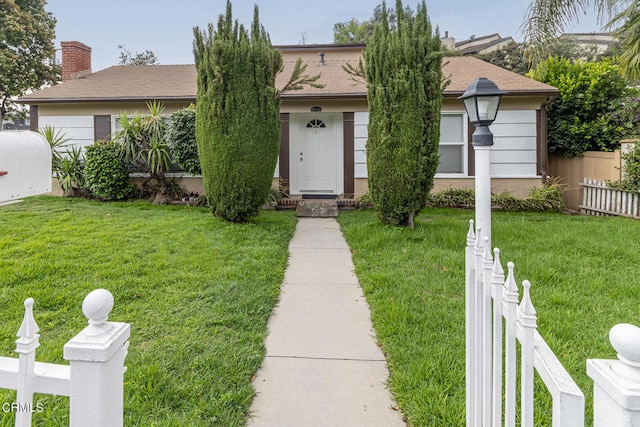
<box><xmin>46</xmin><ymin>0</ymin><xmax>602</xmax><ymax>71</ymax></box>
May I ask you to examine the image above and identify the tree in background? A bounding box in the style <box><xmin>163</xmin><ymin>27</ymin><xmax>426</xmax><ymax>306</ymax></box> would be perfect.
<box><xmin>522</xmin><ymin>0</ymin><xmax>640</xmax><ymax>80</ymax></box>
<box><xmin>476</xmin><ymin>42</ymin><xmax>530</xmax><ymax>75</ymax></box>
<box><xmin>365</xmin><ymin>0</ymin><xmax>443</xmax><ymax>228</ymax></box>
<box><xmin>0</xmin><ymin>0</ymin><xmax>58</xmax><ymax>128</ymax></box>
<box><xmin>476</xmin><ymin>37</ymin><xmax>617</xmax><ymax>76</ymax></box>
<box><xmin>528</xmin><ymin>56</ymin><xmax>631</xmax><ymax>156</ymax></box>
<box><xmin>193</xmin><ymin>1</ymin><xmax>321</xmax><ymax>222</ymax></box>
<box><xmin>333</xmin><ymin>4</ymin><xmax>413</xmax><ymax>44</ymax></box>
<box><xmin>118</xmin><ymin>45</ymin><xmax>159</xmax><ymax>66</ymax></box>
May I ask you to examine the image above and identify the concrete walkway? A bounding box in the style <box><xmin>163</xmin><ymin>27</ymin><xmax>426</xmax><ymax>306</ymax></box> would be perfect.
<box><xmin>249</xmin><ymin>218</ymin><xmax>405</xmax><ymax>427</ymax></box>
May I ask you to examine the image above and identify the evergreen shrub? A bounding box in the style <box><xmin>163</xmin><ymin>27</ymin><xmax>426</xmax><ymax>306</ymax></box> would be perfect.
<box><xmin>84</xmin><ymin>140</ymin><xmax>134</xmax><ymax>201</ymax></box>
<box><xmin>365</xmin><ymin>0</ymin><xmax>443</xmax><ymax>228</ymax></box>
<box><xmin>167</xmin><ymin>104</ymin><xmax>200</xmax><ymax>175</ymax></box>
<box><xmin>193</xmin><ymin>2</ymin><xmax>282</xmax><ymax>222</ymax></box>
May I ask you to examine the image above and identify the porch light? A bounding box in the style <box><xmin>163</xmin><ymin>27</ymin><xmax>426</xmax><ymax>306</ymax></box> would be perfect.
<box><xmin>458</xmin><ymin>77</ymin><xmax>505</xmax><ymax>248</ymax></box>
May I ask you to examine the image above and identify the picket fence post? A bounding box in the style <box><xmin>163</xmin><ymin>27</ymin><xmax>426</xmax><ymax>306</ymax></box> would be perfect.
<box><xmin>14</xmin><ymin>298</ymin><xmax>39</xmax><ymax>426</ymax></box>
<box><xmin>63</xmin><ymin>289</ymin><xmax>130</xmax><ymax>427</ymax></box>
<box><xmin>587</xmin><ymin>323</ymin><xmax>640</xmax><ymax>426</ymax></box>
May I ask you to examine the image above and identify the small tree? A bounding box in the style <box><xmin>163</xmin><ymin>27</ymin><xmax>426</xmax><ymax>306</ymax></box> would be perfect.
<box><xmin>365</xmin><ymin>0</ymin><xmax>444</xmax><ymax>228</ymax></box>
<box><xmin>117</xmin><ymin>45</ymin><xmax>159</xmax><ymax>66</ymax></box>
<box><xmin>193</xmin><ymin>1</ymin><xmax>321</xmax><ymax>222</ymax></box>
<box><xmin>0</xmin><ymin>0</ymin><xmax>58</xmax><ymax>127</ymax></box>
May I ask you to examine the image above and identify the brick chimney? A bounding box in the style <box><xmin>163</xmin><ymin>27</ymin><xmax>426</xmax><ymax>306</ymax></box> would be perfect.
<box><xmin>61</xmin><ymin>41</ymin><xmax>92</xmax><ymax>81</ymax></box>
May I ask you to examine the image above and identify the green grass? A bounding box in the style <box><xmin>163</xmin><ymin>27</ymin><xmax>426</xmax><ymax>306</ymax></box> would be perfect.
<box><xmin>0</xmin><ymin>196</ymin><xmax>297</xmax><ymax>426</ymax></box>
<box><xmin>339</xmin><ymin>208</ymin><xmax>640</xmax><ymax>426</ymax></box>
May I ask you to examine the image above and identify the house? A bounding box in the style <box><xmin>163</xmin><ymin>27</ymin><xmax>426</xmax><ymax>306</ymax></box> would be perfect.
<box><xmin>449</xmin><ymin>33</ymin><xmax>516</xmax><ymax>55</ymax></box>
<box><xmin>18</xmin><ymin>41</ymin><xmax>559</xmax><ymax>199</ymax></box>
<box><xmin>559</xmin><ymin>32</ymin><xmax>618</xmax><ymax>55</ymax></box>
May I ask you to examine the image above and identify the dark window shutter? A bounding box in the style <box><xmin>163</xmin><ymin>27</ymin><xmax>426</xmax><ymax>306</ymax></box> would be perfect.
<box><xmin>94</xmin><ymin>115</ymin><xmax>111</xmax><ymax>141</ymax></box>
<box><xmin>29</xmin><ymin>106</ymin><xmax>39</xmax><ymax>131</ymax></box>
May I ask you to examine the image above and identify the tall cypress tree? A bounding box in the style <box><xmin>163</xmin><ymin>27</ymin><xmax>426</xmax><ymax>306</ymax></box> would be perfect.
<box><xmin>193</xmin><ymin>1</ymin><xmax>282</xmax><ymax>222</ymax></box>
<box><xmin>365</xmin><ymin>0</ymin><xmax>443</xmax><ymax>228</ymax></box>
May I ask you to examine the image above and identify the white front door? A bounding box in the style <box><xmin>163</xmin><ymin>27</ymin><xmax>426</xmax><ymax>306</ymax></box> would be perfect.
<box><xmin>290</xmin><ymin>113</ymin><xmax>343</xmax><ymax>195</ymax></box>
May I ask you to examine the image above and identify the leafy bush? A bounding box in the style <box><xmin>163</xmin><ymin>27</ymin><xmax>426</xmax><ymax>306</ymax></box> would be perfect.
<box><xmin>609</xmin><ymin>141</ymin><xmax>640</xmax><ymax>191</ymax></box>
<box><xmin>426</xmin><ymin>182</ymin><xmax>564</xmax><ymax>212</ymax></box>
<box><xmin>527</xmin><ymin>57</ymin><xmax>630</xmax><ymax>156</ymax></box>
<box><xmin>166</xmin><ymin>105</ymin><xmax>200</xmax><ymax>176</ymax></box>
<box><xmin>84</xmin><ymin>140</ymin><xmax>134</xmax><ymax>201</ymax></box>
<box><xmin>609</xmin><ymin>92</ymin><xmax>640</xmax><ymax>140</ymax></box>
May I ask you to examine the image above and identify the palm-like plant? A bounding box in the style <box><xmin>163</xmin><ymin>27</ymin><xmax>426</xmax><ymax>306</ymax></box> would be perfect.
<box><xmin>38</xmin><ymin>125</ymin><xmax>70</xmax><ymax>165</ymax></box>
<box><xmin>112</xmin><ymin>101</ymin><xmax>175</xmax><ymax>201</ymax></box>
<box><xmin>522</xmin><ymin>0</ymin><xmax>640</xmax><ymax>80</ymax></box>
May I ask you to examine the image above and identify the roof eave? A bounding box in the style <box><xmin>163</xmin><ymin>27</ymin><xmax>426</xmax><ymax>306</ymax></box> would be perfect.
<box><xmin>281</xmin><ymin>93</ymin><xmax>367</xmax><ymax>100</ymax></box>
<box><xmin>444</xmin><ymin>89</ymin><xmax>560</xmax><ymax>98</ymax></box>
<box><xmin>16</xmin><ymin>96</ymin><xmax>197</xmax><ymax>104</ymax></box>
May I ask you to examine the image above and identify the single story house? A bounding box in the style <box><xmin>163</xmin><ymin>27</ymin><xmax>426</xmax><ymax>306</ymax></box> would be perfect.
<box><xmin>19</xmin><ymin>41</ymin><xmax>559</xmax><ymax>199</ymax></box>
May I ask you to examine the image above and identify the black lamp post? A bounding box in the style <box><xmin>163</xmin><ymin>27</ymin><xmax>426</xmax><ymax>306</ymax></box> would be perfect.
<box><xmin>459</xmin><ymin>77</ymin><xmax>504</xmax><ymax>247</ymax></box>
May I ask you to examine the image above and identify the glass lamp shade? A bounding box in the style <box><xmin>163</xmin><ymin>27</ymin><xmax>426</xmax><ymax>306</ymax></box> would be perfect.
<box><xmin>459</xmin><ymin>78</ymin><xmax>505</xmax><ymax>127</ymax></box>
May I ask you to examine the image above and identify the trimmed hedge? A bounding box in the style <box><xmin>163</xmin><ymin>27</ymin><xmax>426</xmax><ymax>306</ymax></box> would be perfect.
<box><xmin>193</xmin><ymin>2</ymin><xmax>282</xmax><ymax>222</ymax></box>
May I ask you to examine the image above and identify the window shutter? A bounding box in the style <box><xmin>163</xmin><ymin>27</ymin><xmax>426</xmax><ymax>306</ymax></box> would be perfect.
<box><xmin>94</xmin><ymin>115</ymin><xmax>111</xmax><ymax>141</ymax></box>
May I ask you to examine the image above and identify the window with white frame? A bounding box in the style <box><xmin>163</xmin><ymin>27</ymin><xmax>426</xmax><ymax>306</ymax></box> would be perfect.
<box><xmin>436</xmin><ymin>112</ymin><xmax>467</xmax><ymax>175</ymax></box>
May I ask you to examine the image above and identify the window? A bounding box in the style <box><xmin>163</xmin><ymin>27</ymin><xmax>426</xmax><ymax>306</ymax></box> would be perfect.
<box><xmin>306</xmin><ymin>119</ymin><xmax>326</xmax><ymax>128</ymax></box>
<box><xmin>436</xmin><ymin>113</ymin><xmax>466</xmax><ymax>175</ymax></box>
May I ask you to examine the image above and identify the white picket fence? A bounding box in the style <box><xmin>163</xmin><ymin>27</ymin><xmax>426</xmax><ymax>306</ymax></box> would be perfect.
<box><xmin>465</xmin><ymin>221</ymin><xmax>585</xmax><ymax>426</ymax></box>
<box><xmin>580</xmin><ymin>177</ymin><xmax>640</xmax><ymax>218</ymax></box>
<box><xmin>466</xmin><ymin>221</ymin><xmax>640</xmax><ymax>426</ymax></box>
<box><xmin>0</xmin><ymin>289</ymin><xmax>130</xmax><ymax>426</ymax></box>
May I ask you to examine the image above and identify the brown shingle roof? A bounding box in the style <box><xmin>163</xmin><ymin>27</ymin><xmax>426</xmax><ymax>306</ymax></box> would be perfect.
<box><xmin>19</xmin><ymin>64</ymin><xmax>197</xmax><ymax>103</ymax></box>
<box><xmin>18</xmin><ymin>46</ymin><xmax>557</xmax><ymax>103</ymax></box>
<box><xmin>443</xmin><ymin>56</ymin><xmax>558</xmax><ymax>96</ymax></box>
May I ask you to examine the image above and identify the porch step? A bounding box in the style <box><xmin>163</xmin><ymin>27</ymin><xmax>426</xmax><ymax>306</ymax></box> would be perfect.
<box><xmin>296</xmin><ymin>199</ymin><xmax>339</xmax><ymax>218</ymax></box>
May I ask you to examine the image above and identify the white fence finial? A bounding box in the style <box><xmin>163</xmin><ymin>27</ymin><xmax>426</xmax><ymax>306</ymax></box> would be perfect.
<box><xmin>82</xmin><ymin>289</ymin><xmax>115</xmax><ymax>337</ymax></box>
<box><xmin>520</xmin><ymin>280</ymin><xmax>537</xmax><ymax>317</ymax></box>
<box><xmin>467</xmin><ymin>220</ymin><xmax>475</xmax><ymax>240</ymax></box>
<box><xmin>609</xmin><ymin>324</ymin><xmax>640</xmax><ymax>379</ymax></box>
<box><xmin>17</xmin><ymin>297</ymin><xmax>39</xmax><ymax>339</ymax></box>
<box><xmin>493</xmin><ymin>248</ymin><xmax>504</xmax><ymax>277</ymax></box>
<box><xmin>505</xmin><ymin>262</ymin><xmax>518</xmax><ymax>294</ymax></box>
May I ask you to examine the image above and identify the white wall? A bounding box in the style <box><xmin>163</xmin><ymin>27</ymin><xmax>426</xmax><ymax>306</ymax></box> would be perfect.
<box><xmin>491</xmin><ymin>110</ymin><xmax>538</xmax><ymax>177</ymax></box>
<box><xmin>353</xmin><ymin>109</ymin><xmax>540</xmax><ymax>179</ymax></box>
<box><xmin>39</xmin><ymin>116</ymin><xmax>94</xmax><ymax>151</ymax></box>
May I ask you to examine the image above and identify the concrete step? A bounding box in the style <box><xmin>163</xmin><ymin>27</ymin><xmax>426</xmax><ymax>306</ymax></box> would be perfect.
<box><xmin>295</xmin><ymin>199</ymin><xmax>338</xmax><ymax>218</ymax></box>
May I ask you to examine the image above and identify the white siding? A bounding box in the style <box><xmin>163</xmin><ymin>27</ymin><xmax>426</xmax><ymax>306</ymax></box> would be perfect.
<box><xmin>350</xmin><ymin>109</ymin><xmax>540</xmax><ymax>180</ymax></box>
<box><xmin>39</xmin><ymin>116</ymin><xmax>94</xmax><ymax>151</ymax></box>
<box><xmin>491</xmin><ymin>110</ymin><xmax>538</xmax><ymax>177</ymax></box>
<box><xmin>354</xmin><ymin>112</ymin><xmax>368</xmax><ymax>178</ymax></box>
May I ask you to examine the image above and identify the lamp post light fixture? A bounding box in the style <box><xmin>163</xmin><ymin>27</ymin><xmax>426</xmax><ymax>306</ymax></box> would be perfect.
<box><xmin>459</xmin><ymin>77</ymin><xmax>504</xmax><ymax>248</ymax></box>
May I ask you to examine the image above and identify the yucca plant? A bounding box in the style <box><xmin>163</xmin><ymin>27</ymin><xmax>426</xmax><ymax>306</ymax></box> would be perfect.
<box><xmin>112</xmin><ymin>101</ymin><xmax>177</xmax><ymax>202</ymax></box>
<box><xmin>55</xmin><ymin>146</ymin><xmax>85</xmax><ymax>197</ymax></box>
<box><xmin>38</xmin><ymin>125</ymin><xmax>70</xmax><ymax>166</ymax></box>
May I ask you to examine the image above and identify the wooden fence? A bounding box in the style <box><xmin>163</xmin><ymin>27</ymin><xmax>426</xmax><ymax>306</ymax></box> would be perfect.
<box><xmin>580</xmin><ymin>178</ymin><xmax>640</xmax><ymax>218</ymax></box>
<box><xmin>0</xmin><ymin>289</ymin><xmax>129</xmax><ymax>426</ymax></box>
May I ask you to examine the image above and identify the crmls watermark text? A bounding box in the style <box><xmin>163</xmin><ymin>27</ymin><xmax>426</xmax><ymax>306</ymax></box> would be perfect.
<box><xmin>2</xmin><ymin>402</ymin><xmax>44</xmax><ymax>413</ymax></box>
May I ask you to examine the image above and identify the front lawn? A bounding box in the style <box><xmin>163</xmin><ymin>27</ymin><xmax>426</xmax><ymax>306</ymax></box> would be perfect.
<box><xmin>339</xmin><ymin>208</ymin><xmax>640</xmax><ymax>426</ymax></box>
<box><xmin>0</xmin><ymin>196</ymin><xmax>296</xmax><ymax>426</ymax></box>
